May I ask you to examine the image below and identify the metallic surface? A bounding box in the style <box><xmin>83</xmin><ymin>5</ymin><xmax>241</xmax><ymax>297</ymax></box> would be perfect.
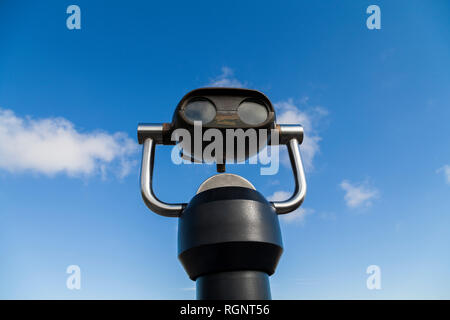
<box><xmin>270</xmin><ymin>137</ymin><xmax>307</xmax><ymax>214</ymax></box>
<box><xmin>196</xmin><ymin>173</ymin><xmax>255</xmax><ymax>194</ymax></box>
<box><xmin>275</xmin><ymin>124</ymin><xmax>304</xmax><ymax>145</ymax></box>
<box><xmin>137</xmin><ymin>123</ymin><xmax>166</xmax><ymax>144</ymax></box>
<box><xmin>137</xmin><ymin>118</ymin><xmax>307</xmax><ymax>216</ymax></box>
<box><xmin>140</xmin><ymin>138</ymin><xmax>186</xmax><ymax>217</ymax></box>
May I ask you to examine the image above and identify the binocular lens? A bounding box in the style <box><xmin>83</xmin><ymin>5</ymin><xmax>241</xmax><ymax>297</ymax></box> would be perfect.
<box><xmin>238</xmin><ymin>101</ymin><xmax>268</xmax><ymax>125</ymax></box>
<box><xmin>184</xmin><ymin>99</ymin><xmax>216</xmax><ymax>124</ymax></box>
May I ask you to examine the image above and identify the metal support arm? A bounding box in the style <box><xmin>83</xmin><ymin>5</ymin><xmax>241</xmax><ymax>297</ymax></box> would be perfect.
<box><xmin>139</xmin><ymin>124</ymin><xmax>186</xmax><ymax>217</ymax></box>
<box><xmin>270</xmin><ymin>125</ymin><xmax>307</xmax><ymax>214</ymax></box>
<box><xmin>138</xmin><ymin>123</ymin><xmax>306</xmax><ymax>217</ymax></box>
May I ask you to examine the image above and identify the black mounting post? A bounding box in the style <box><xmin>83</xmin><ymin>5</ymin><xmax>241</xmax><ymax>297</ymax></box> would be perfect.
<box><xmin>137</xmin><ymin>88</ymin><xmax>307</xmax><ymax>300</ymax></box>
<box><xmin>178</xmin><ymin>186</ymin><xmax>283</xmax><ymax>300</ymax></box>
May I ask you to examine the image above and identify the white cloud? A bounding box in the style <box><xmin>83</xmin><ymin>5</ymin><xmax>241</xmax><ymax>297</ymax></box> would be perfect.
<box><xmin>268</xmin><ymin>190</ymin><xmax>313</xmax><ymax>224</ymax></box>
<box><xmin>180</xmin><ymin>286</ymin><xmax>196</xmax><ymax>291</ymax></box>
<box><xmin>0</xmin><ymin>108</ymin><xmax>138</xmax><ymax>178</ymax></box>
<box><xmin>340</xmin><ymin>180</ymin><xmax>379</xmax><ymax>208</ymax></box>
<box><xmin>207</xmin><ymin>67</ymin><xmax>244</xmax><ymax>88</ymax></box>
<box><xmin>275</xmin><ymin>99</ymin><xmax>327</xmax><ymax>170</ymax></box>
<box><xmin>437</xmin><ymin>165</ymin><xmax>450</xmax><ymax>184</ymax></box>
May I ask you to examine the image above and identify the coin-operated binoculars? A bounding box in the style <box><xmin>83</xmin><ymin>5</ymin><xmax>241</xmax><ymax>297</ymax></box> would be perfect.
<box><xmin>137</xmin><ymin>87</ymin><xmax>306</xmax><ymax>299</ymax></box>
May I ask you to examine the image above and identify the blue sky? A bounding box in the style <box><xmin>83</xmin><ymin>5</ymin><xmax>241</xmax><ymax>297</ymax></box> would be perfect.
<box><xmin>0</xmin><ymin>0</ymin><xmax>449</xmax><ymax>299</ymax></box>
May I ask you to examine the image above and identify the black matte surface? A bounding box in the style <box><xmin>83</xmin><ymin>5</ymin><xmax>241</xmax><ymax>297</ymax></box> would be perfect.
<box><xmin>177</xmin><ymin>186</ymin><xmax>283</xmax><ymax>299</ymax></box>
<box><xmin>197</xmin><ymin>271</ymin><xmax>271</xmax><ymax>300</ymax></box>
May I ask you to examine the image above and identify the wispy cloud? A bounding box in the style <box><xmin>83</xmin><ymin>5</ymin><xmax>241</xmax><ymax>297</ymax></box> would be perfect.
<box><xmin>437</xmin><ymin>165</ymin><xmax>450</xmax><ymax>184</ymax></box>
<box><xmin>268</xmin><ymin>190</ymin><xmax>313</xmax><ymax>225</ymax></box>
<box><xmin>0</xmin><ymin>108</ymin><xmax>138</xmax><ymax>178</ymax></box>
<box><xmin>275</xmin><ymin>99</ymin><xmax>327</xmax><ymax>171</ymax></box>
<box><xmin>207</xmin><ymin>67</ymin><xmax>245</xmax><ymax>88</ymax></box>
<box><xmin>180</xmin><ymin>286</ymin><xmax>196</xmax><ymax>291</ymax></box>
<box><xmin>340</xmin><ymin>180</ymin><xmax>379</xmax><ymax>208</ymax></box>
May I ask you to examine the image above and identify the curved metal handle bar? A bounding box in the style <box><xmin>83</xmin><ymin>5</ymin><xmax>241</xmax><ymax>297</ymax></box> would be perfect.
<box><xmin>270</xmin><ymin>138</ymin><xmax>307</xmax><ymax>215</ymax></box>
<box><xmin>138</xmin><ymin>123</ymin><xmax>306</xmax><ymax>216</ymax></box>
<box><xmin>140</xmin><ymin>138</ymin><xmax>186</xmax><ymax>217</ymax></box>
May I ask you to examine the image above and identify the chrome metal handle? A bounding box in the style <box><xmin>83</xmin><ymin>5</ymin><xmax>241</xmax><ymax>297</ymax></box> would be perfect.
<box><xmin>139</xmin><ymin>124</ymin><xmax>186</xmax><ymax>217</ymax></box>
<box><xmin>270</xmin><ymin>125</ymin><xmax>307</xmax><ymax>214</ymax></box>
<box><xmin>138</xmin><ymin>123</ymin><xmax>306</xmax><ymax>216</ymax></box>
